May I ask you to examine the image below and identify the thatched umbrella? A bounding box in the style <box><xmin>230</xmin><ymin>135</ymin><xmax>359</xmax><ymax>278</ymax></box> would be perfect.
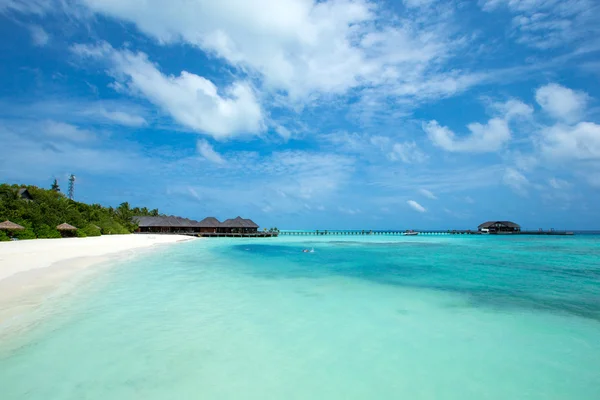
<box><xmin>56</xmin><ymin>223</ymin><xmax>77</xmax><ymax>231</ymax></box>
<box><xmin>57</xmin><ymin>222</ymin><xmax>78</xmax><ymax>237</ymax></box>
<box><xmin>0</xmin><ymin>220</ymin><xmax>25</xmax><ymax>230</ymax></box>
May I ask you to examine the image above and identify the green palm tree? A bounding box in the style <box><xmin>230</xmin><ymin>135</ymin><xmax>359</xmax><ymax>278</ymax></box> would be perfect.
<box><xmin>51</xmin><ymin>179</ymin><xmax>60</xmax><ymax>192</ymax></box>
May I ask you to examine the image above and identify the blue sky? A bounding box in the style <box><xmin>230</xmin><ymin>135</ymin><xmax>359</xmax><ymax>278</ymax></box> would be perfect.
<box><xmin>1</xmin><ymin>0</ymin><xmax>599</xmax><ymax>230</ymax></box>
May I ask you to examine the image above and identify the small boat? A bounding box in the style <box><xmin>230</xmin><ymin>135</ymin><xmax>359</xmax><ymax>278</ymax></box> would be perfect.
<box><xmin>403</xmin><ymin>230</ymin><xmax>418</xmax><ymax>236</ymax></box>
<box><xmin>302</xmin><ymin>248</ymin><xmax>315</xmax><ymax>253</ymax></box>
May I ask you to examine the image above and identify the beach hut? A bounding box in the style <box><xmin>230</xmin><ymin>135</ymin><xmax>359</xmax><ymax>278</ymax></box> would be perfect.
<box><xmin>0</xmin><ymin>220</ymin><xmax>25</xmax><ymax>231</ymax></box>
<box><xmin>57</xmin><ymin>222</ymin><xmax>78</xmax><ymax>237</ymax></box>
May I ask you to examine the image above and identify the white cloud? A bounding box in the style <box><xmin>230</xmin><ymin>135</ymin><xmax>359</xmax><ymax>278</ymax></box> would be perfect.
<box><xmin>322</xmin><ymin>131</ymin><xmax>365</xmax><ymax>152</ymax></box>
<box><xmin>502</xmin><ymin>167</ymin><xmax>529</xmax><ymax>195</ymax></box>
<box><xmin>80</xmin><ymin>0</ymin><xmax>470</xmax><ymax>106</ymax></box>
<box><xmin>0</xmin><ymin>122</ymin><xmax>143</xmax><ymax>180</ymax></box>
<box><xmin>0</xmin><ymin>0</ymin><xmax>52</xmax><ymax>14</ymax></box>
<box><xmin>0</xmin><ymin>98</ymin><xmax>148</xmax><ymax>128</ymax></box>
<box><xmin>539</xmin><ymin>122</ymin><xmax>600</xmax><ymax>160</ymax></box>
<box><xmin>407</xmin><ymin>200</ymin><xmax>426</xmax><ymax>213</ymax></box>
<box><xmin>42</xmin><ymin>120</ymin><xmax>95</xmax><ymax>142</ymax></box>
<box><xmin>167</xmin><ymin>150</ymin><xmax>355</xmax><ymax>216</ymax></box>
<box><xmin>29</xmin><ymin>25</ymin><xmax>49</xmax><ymax>46</ymax></box>
<box><xmin>274</xmin><ymin>125</ymin><xmax>292</xmax><ymax>140</ymax></box>
<box><xmin>509</xmin><ymin>151</ymin><xmax>539</xmax><ymax>172</ymax></box>
<box><xmin>370</xmin><ymin>164</ymin><xmax>505</xmax><ymax>193</ymax></box>
<box><xmin>480</xmin><ymin>0</ymin><xmax>599</xmax><ymax>49</ymax></box>
<box><xmin>548</xmin><ymin>177</ymin><xmax>571</xmax><ymax>189</ymax></box>
<box><xmin>535</xmin><ymin>83</ymin><xmax>588</xmax><ymax>123</ymax></box>
<box><xmin>72</xmin><ymin>42</ymin><xmax>265</xmax><ymax>139</ymax></box>
<box><xmin>424</xmin><ymin>98</ymin><xmax>533</xmax><ymax>153</ymax></box>
<box><xmin>94</xmin><ymin>109</ymin><xmax>146</xmax><ymax>127</ymax></box>
<box><xmin>418</xmin><ymin>188</ymin><xmax>437</xmax><ymax>199</ymax></box>
<box><xmin>261</xmin><ymin>151</ymin><xmax>354</xmax><ymax>200</ymax></box>
<box><xmin>492</xmin><ymin>99</ymin><xmax>533</xmax><ymax>120</ymax></box>
<box><xmin>424</xmin><ymin>118</ymin><xmax>510</xmax><ymax>152</ymax></box>
<box><xmin>0</xmin><ymin>119</ymin><xmax>99</xmax><ymax>143</ymax></box>
<box><xmin>403</xmin><ymin>0</ymin><xmax>436</xmax><ymax>8</ymax></box>
<box><xmin>321</xmin><ymin>132</ymin><xmax>429</xmax><ymax>165</ymax></box>
<box><xmin>196</xmin><ymin>139</ymin><xmax>225</xmax><ymax>164</ymax></box>
<box><xmin>80</xmin><ymin>0</ymin><xmax>371</xmax><ymax>99</ymax></box>
<box><xmin>389</xmin><ymin>141</ymin><xmax>428</xmax><ymax>163</ymax></box>
<box><xmin>322</xmin><ymin>132</ymin><xmax>394</xmax><ymax>156</ymax></box>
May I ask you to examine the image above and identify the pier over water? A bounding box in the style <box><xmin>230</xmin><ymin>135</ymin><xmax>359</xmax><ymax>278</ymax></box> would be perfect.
<box><xmin>279</xmin><ymin>230</ymin><xmax>574</xmax><ymax>236</ymax></box>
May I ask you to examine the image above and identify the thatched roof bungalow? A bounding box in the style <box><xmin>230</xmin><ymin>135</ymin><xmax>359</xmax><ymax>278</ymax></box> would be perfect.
<box><xmin>196</xmin><ymin>217</ymin><xmax>221</xmax><ymax>233</ymax></box>
<box><xmin>17</xmin><ymin>188</ymin><xmax>33</xmax><ymax>201</ymax></box>
<box><xmin>478</xmin><ymin>221</ymin><xmax>520</xmax><ymax>233</ymax></box>
<box><xmin>134</xmin><ymin>215</ymin><xmax>260</xmax><ymax>235</ymax></box>
<box><xmin>218</xmin><ymin>216</ymin><xmax>259</xmax><ymax>233</ymax></box>
<box><xmin>134</xmin><ymin>216</ymin><xmax>198</xmax><ymax>233</ymax></box>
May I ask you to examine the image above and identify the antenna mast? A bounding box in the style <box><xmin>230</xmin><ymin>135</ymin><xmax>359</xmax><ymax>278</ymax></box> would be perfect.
<box><xmin>68</xmin><ymin>174</ymin><xmax>76</xmax><ymax>200</ymax></box>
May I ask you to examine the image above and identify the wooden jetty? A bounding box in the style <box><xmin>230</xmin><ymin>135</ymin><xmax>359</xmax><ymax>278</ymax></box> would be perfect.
<box><xmin>279</xmin><ymin>230</ymin><xmax>574</xmax><ymax>236</ymax></box>
<box><xmin>195</xmin><ymin>232</ymin><xmax>278</xmax><ymax>238</ymax></box>
<box><xmin>136</xmin><ymin>229</ymin><xmax>573</xmax><ymax>237</ymax></box>
<box><xmin>136</xmin><ymin>231</ymin><xmax>278</xmax><ymax>238</ymax></box>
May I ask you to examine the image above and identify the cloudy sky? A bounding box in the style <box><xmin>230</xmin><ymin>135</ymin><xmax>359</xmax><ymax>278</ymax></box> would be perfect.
<box><xmin>1</xmin><ymin>0</ymin><xmax>599</xmax><ymax>230</ymax></box>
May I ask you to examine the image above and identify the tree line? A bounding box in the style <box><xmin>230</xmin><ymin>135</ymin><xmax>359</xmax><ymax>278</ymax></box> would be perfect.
<box><xmin>0</xmin><ymin>183</ymin><xmax>160</xmax><ymax>241</ymax></box>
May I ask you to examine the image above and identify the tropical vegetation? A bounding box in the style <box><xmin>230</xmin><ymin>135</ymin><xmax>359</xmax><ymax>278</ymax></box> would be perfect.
<box><xmin>0</xmin><ymin>183</ymin><xmax>160</xmax><ymax>241</ymax></box>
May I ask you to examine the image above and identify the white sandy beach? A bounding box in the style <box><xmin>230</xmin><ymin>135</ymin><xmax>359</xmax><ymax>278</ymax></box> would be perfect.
<box><xmin>0</xmin><ymin>234</ymin><xmax>194</xmax><ymax>282</ymax></box>
<box><xmin>0</xmin><ymin>234</ymin><xmax>195</xmax><ymax>329</ymax></box>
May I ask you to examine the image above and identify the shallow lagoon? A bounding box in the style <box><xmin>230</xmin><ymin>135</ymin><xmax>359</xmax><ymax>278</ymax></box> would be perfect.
<box><xmin>1</xmin><ymin>235</ymin><xmax>599</xmax><ymax>399</ymax></box>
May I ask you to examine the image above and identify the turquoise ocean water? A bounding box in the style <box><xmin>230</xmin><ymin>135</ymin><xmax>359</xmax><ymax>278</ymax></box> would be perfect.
<box><xmin>1</xmin><ymin>235</ymin><xmax>600</xmax><ymax>399</ymax></box>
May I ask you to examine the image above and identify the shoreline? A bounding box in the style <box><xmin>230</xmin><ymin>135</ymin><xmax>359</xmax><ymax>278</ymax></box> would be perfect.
<box><xmin>0</xmin><ymin>235</ymin><xmax>196</xmax><ymax>333</ymax></box>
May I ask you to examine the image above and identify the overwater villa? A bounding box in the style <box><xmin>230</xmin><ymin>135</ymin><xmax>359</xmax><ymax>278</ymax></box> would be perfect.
<box><xmin>197</xmin><ymin>217</ymin><xmax>221</xmax><ymax>233</ymax></box>
<box><xmin>134</xmin><ymin>216</ymin><xmax>199</xmax><ymax>234</ymax></box>
<box><xmin>478</xmin><ymin>221</ymin><xmax>521</xmax><ymax>233</ymax></box>
<box><xmin>134</xmin><ymin>216</ymin><xmax>268</xmax><ymax>237</ymax></box>
<box><xmin>218</xmin><ymin>217</ymin><xmax>259</xmax><ymax>234</ymax></box>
